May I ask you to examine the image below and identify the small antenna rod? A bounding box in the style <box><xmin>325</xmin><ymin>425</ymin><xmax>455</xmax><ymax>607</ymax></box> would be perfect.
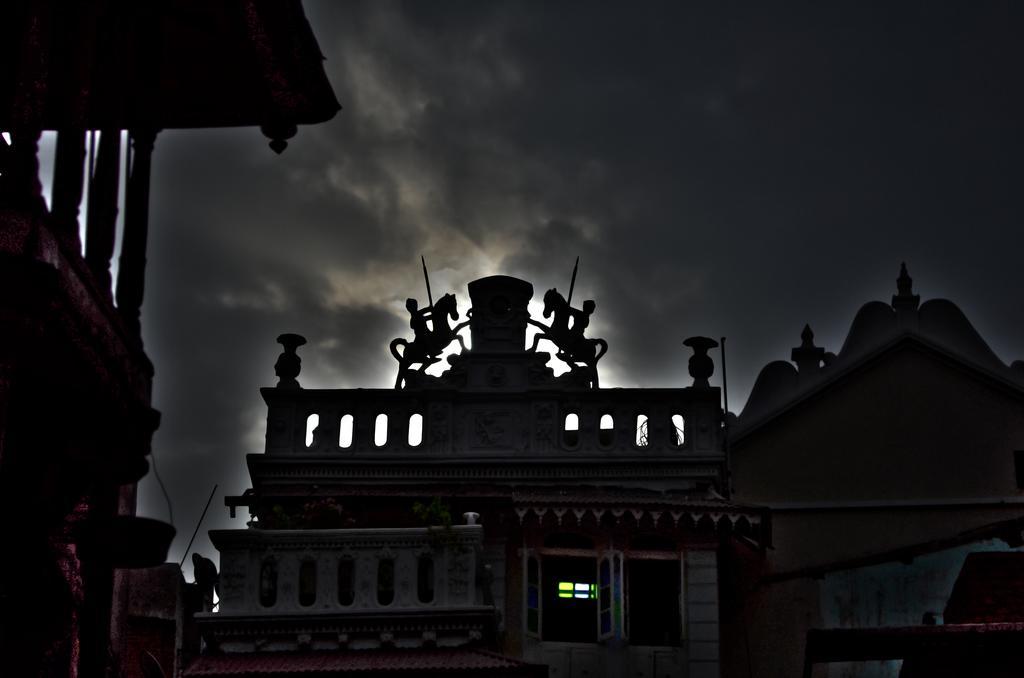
<box><xmin>720</xmin><ymin>336</ymin><xmax>732</xmax><ymax>495</ymax></box>
<box><xmin>179</xmin><ymin>484</ymin><xmax>218</xmax><ymax>571</ymax></box>
<box><xmin>720</xmin><ymin>336</ymin><xmax>729</xmax><ymax>419</ymax></box>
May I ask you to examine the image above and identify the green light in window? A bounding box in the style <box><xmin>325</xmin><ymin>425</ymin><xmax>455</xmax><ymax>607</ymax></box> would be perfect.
<box><xmin>558</xmin><ymin>581</ymin><xmax>595</xmax><ymax>599</ymax></box>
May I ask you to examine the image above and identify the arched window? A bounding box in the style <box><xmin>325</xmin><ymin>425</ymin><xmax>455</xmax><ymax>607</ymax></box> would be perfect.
<box><xmin>377</xmin><ymin>559</ymin><xmax>395</xmax><ymax>606</ymax></box>
<box><xmin>599</xmin><ymin>414</ymin><xmax>614</xmax><ymax>447</ymax></box>
<box><xmin>259</xmin><ymin>559</ymin><xmax>277</xmax><ymax>608</ymax></box>
<box><xmin>337</xmin><ymin>558</ymin><xmax>355</xmax><ymax>606</ymax></box>
<box><xmin>408</xmin><ymin>413</ymin><xmax>423</xmax><ymax>447</ymax></box>
<box><xmin>339</xmin><ymin>414</ymin><xmax>354</xmax><ymax>448</ymax></box>
<box><xmin>563</xmin><ymin>413</ymin><xmax>580</xmax><ymax>447</ymax></box>
<box><xmin>671</xmin><ymin>414</ymin><xmax>685</xmax><ymax>447</ymax></box>
<box><xmin>304</xmin><ymin>414</ymin><xmax>319</xmax><ymax>448</ymax></box>
<box><xmin>374</xmin><ymin>413</ymin><xmax>388</xmax><ymax>447</ymax></box>
<box><xmin>299</xmin><ymin>560</ymin><xmax>317</xmax><ymax>607</ymax></box>
<box><xmin>635</xmin><ymin>414</ymin><xmax>649</xmax><ymax>447</ymax></box>
<box><xmin>417</xmin><ymin>555</ymin><xmax>435</xmax><ymax>603</ymax></box>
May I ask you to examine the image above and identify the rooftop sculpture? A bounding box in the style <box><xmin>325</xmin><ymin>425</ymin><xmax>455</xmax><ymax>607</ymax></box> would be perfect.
<box><xmin>388</xmin><ymin>261</ymin><xmax>608</xmax><ymax>390</ymax></box>
<box><xmin>391</xmin><ymin>293</ymin><xmax>470</xmax><ymax>389</ymax></box>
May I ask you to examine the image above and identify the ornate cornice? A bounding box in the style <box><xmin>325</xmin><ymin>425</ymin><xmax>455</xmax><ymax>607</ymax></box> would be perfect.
<box><xmin>210</xmin><ymin>525</ymin><xmax>482</xmax><ymax>551</ymax></box>
<box><xmin>247</xmin><ymin>456</ymin><xmax>724</xmax><ymax>486</ymax></box>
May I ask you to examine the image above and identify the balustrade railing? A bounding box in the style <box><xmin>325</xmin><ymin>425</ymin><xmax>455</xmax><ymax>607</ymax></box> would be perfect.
<box><xmin>211</xmin><ymin>525</ymin><xmax>487</xmax><ymax>616</ymax></box>
<box><xmin>261</xmin><ymin>387</ymin><xmax>724</xmax><ymax>456</ymax></box>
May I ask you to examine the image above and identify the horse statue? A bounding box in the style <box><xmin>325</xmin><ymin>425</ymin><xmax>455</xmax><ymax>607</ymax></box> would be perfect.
<box><xmin>528</xmin><ymin>288</ymin><xmax>608</xmax><ymax>387</ymax></box>
<box><xmin>390</xmin><ymin>292</ymin><xmax>470</xmax><ymax>388</ymax></box>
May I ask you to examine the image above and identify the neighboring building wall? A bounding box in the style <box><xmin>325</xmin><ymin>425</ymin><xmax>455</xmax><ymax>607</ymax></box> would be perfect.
<box><xmin>732</xmin><ymin>346</ymin><xmax>1024</xmax><ymax>506</ymax></box>
<box><xmin>726</xmin><ymin>284</ymin><xmax>1024</xmax><ymax>678</ymax></box>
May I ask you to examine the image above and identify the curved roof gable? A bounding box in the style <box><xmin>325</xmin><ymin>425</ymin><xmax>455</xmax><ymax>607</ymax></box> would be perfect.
<box><xmin>736</xmin><ymin>264</ymin><xmax>1024</xmax><ymax>439</ymax></box>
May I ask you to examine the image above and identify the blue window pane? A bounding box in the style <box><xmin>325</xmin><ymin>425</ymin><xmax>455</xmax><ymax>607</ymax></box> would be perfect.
<box><xmin>528</xmin><ymin>588</ymin><xmax>539</xmax><ymax>607</ymax></box>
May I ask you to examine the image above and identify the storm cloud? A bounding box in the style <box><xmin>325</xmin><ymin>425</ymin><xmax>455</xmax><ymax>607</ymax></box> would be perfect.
<box><xmin>136</xmin><ymin>1</ymin><xmax>1024</xmax><ymax>576</ymax></box>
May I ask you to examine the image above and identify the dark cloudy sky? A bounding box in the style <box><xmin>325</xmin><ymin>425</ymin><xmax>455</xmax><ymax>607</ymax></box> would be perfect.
<box><xmin>133</xmin><ymin>1</ymin><xmax>1024</xmax><ymax>577</ymax></box>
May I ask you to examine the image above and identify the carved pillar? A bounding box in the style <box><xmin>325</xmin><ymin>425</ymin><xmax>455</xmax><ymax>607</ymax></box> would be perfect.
<box><xmin>115</xmin><ymin>129</ymin><xmax>157</xmax><ymax>339</ymax></box>
<box><xmin>50</xmin><ymin>128</ymin><xmax>87</xmax><ymax>247</ymax></box>
<box><xmin>85</xmin><ymin>129</ymin><xmax>121</xmax><ymax>295</ymax></box>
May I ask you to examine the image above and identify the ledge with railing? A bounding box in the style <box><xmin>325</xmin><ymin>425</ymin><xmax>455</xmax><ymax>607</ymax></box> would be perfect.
<box><xmin>261</xmin><ymin>386</ymin><xmax>725</xmax><ymax>458</ymax></box>
<box><xmin>201</xmin><ymin>524</ymin><xmax>496</xmax><ymax>652</ymax></box>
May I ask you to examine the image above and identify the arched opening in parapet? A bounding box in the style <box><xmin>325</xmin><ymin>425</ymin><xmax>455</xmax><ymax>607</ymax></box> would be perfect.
<box><xmin>337</xmin><ymin>558</ymin><xmax>355</xmax><ymax>606</ymax></box>
<box><xmin>374</xmin><ymin>413</ymin><xmax>388</xmax><ymax>447</ymax></box>
<box><xmin>635</xmin><ymin>414</ymin><xmax>649</xmax><ymax>447</ymax></box>
<box><xmin>339</xmin><ymin>414</ymin><xmax>354</xmax><ymax>448</ymax></box>
<box><xmin>377</xmin><ymin>559</ymin><xmax>395</xmax><ymax>606</ymax></box>
<box><xmin>259</xmin><ymin>559</ymin><xmax>277</xmax><ymax>608</ymax></box>
<box><xmin>563</xmin><ymin>413</ymin><xmax>580</xmax><ymax>448</ymax></box>
<box><xmin>417</xmin><ymin>555</ymin><xmax>435</xmax><ymax>603</ymax></box>
<box><xmin>304</xmin><ymin>413</ymin><xmax>319</xmax><ymax>448</ymax></box>
<box><xmin>671</xmin><ymin>414</ymin><xmax>685</xmax><ymax>447</ymax></box>
<box><xmin>408</xmin><ymin>413</ymin><xmax>423</xmax><ymax>447</ymax></box>
<box><xmin>599</xmin><ymin>414</ymin><xmax>614</xmax><ymax>447</ymax></box>
<box><xmin>299</xmin><ymin>560</ymin><xmax>317</xmax><ymax>607</ymax></box>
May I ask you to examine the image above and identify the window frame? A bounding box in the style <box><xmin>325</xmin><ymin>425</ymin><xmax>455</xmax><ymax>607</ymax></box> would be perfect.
<box><xmin>525</xmin><ymin>547</ymin><xmax>632</xmax><ymax>644</ymax></box>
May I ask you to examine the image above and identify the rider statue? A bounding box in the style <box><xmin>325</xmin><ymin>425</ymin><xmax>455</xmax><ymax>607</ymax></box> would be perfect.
<box><xmin>528</xmin><ymin>289</ymin><xmax>606</xmax><ymax>387</ymax></box>
<box><xmin>567</xmin><ymin>299</ymin><xmax>596</xmax><ymax>344</ymax></box>
<box><xmin>406</xmin><ymin>297</ymin><xmax>433</xmax><ymax>342</ymax></box>
<box><xmin>391</xmin><ymin>293</ymin><xmax>469</xmax><ymax>389</ymax></box>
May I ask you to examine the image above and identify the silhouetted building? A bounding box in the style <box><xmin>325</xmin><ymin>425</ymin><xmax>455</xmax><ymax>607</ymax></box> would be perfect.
<box><xmin>803</xmin><ymin>552</ymin><xmax>1024</xmax><ymax>678</ymax></box>
<box><xmin>194</xmin><ymin>275</ymin><xmax>768</xmax><ymax>678</ymax></box>
<box><xmin>725</xmin><ymin>265</ymin><xmax>1024</xmax><ymax>678</ymax></box>
<box><xmin>1</xmin><ymin>2</ymin><xmax>338</xmax><ymax>675</ymax></box>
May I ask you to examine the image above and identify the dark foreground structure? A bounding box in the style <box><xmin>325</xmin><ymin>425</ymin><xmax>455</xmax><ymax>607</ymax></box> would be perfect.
<box><xmin>188</xmin><ymin>268</ymin><xmax>1024</xmax><ymax>678</ymax></box>
<box><xmin>192</xmin><ymin>275</ymin><xmax>768</xmax><ymax>677</ymax></box>
<box><xmin>727</xmin><ymin>266</ymin><xmax>1024</xmax><ymax>678</ymax></box>
<box><xmin>0</xmin><ymin>2</ymin><xmax>338</xmax><ymax>675</ymax></box>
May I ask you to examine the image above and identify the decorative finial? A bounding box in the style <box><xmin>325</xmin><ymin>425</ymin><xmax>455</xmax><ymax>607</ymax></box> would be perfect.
<box><xmin>792</xmin><ymin>324</ymin><xmax>825</xmax><ymax>376</ymax></box>
<box><xmin>800</xmin><ymin>324</ymin><xmax>815</xmax><ymax>346</ymax></box>
<box><xmin>892</xmin><ymin>261</ymin><xmax>920</xmax><ymax>312</ymax></box>
<box><xmin>897</xmin><ymin>262</ymin><xmax>912</xmax><ymax>294</ymax></box>
<box><xmin>274</xmin><ymin>333</ymin><xmax>307</xmax><ymax>389</ymax></box>
<box><xmin>261</xmin><ymin>122</ymin><xmax>298</xmax><ymax>155</ymax></box>
<box><xmin>683</xmin><ymin>336</ymin><xmax>719</xmax><ymax>388</ymax></box>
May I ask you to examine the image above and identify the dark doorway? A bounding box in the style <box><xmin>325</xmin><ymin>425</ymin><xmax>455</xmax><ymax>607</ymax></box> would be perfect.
<box><xmin>542</xmin><ymin>556</ymin><xmax>597</xmax><ymax>642</ymax></box>
<box><xmin>628</xmin><ymin>559</ymin><xmax>681</xmax><ymax>646</ymax></box>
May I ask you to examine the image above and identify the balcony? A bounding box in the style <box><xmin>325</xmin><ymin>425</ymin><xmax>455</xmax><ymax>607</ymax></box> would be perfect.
<box><xmin>262</xmin><ymin>386</ymin><xmax>724</xmax><ymax>458</ymax></box>
<box><xmin>201</xmin><ymin>525</ymin><xmax>496</xmax><ymax>652</ymax></box>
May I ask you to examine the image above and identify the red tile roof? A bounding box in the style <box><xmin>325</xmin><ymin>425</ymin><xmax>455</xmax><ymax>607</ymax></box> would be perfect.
<box><xmin>185</xmin><ymin>649</ymin><xmax>545</xmax><ymax>676</ymax></box>
<box><xmin>945</xmin><ymin>552</ymin><xmax>1024</xmax><ymax>624</ymax></box>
